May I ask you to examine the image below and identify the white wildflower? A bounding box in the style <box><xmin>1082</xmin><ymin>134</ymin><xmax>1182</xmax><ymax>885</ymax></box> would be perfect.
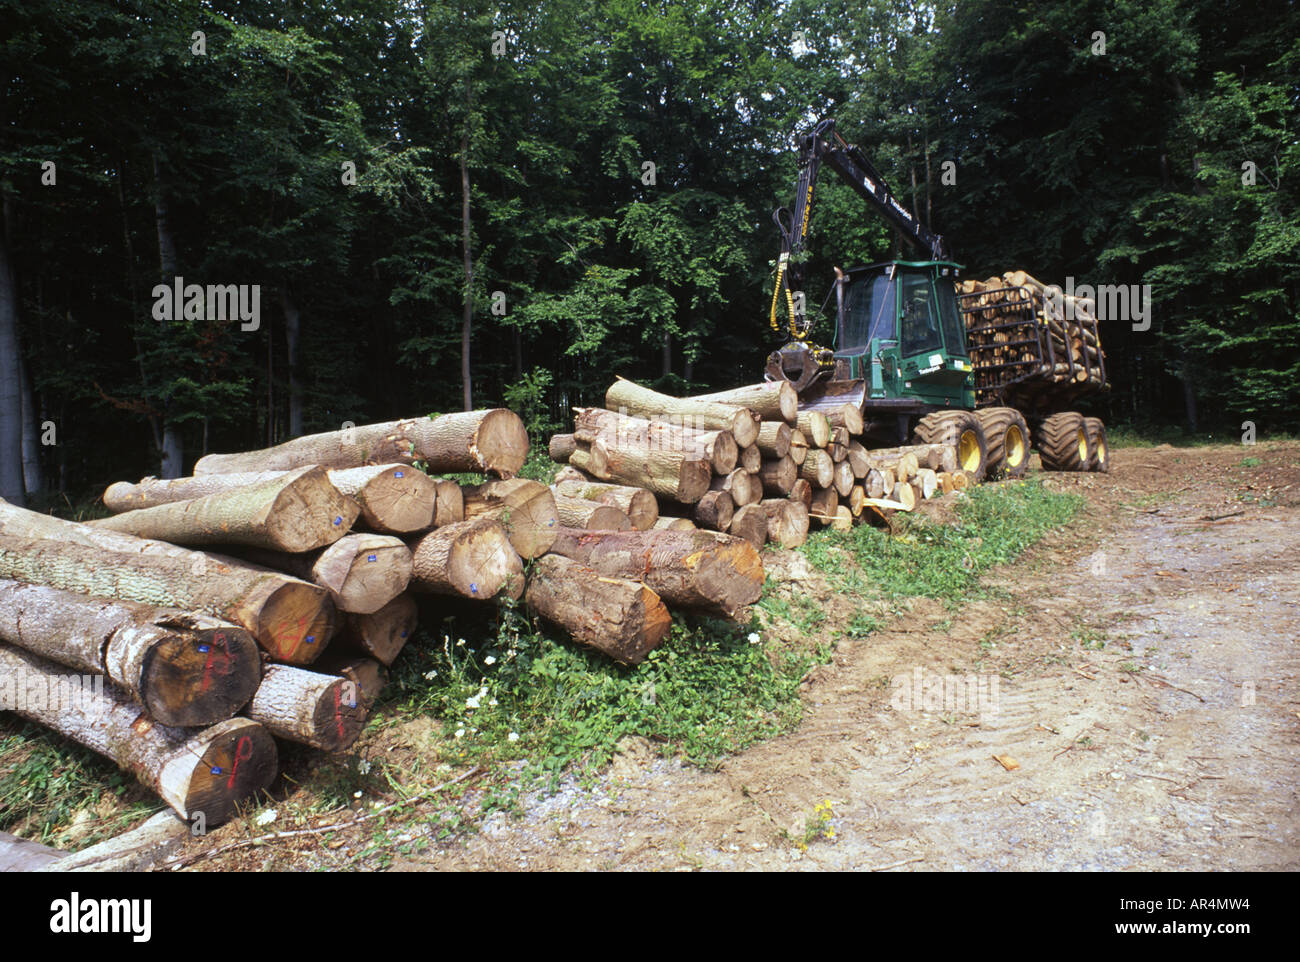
<box><xmin>254</xmin><ymin>809</ymin><xmax>278</xmax><ymax>827</ymax></box>
<box><xmin>353</xmin><ymin>791</ymin><xmax>363</xmax><ymax>799</ymax></box>
<box><xmin>484</xmin><ymin>655</ymin><xmax>497</xmax><ymax>666</ymax></box>
<box><xmin>454</xmin><ymin>728</ymin><xmax>466</xmax><ymax>739</ymax></box>
<box><xmin>423</xmin><ymin>670</ymin><xmax>437</xmax><ymax>680</ymax></box>
<box><xmin>489</xmin><ymin>698</ymin><xmax>498</xmax><ymax>707</ymax></box>
<box><xmin>748</xmin><ymin>632</ymin><xmax>761</xmax><ymax>645</ymax></box>
<box><xmin>358</xmin><ymin>760</ymin><xmax>371</xmax><ymax>775</ymax></box>
<box><xmin>508</xmin><ymin>732</ymin><xmax>520</xmax><ymax>743</ymax></box>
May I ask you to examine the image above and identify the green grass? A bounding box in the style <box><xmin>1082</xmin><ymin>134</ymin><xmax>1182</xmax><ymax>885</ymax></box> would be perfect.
<box><xmin>798</xmin><ymin>479</ymin><xmax>1083</xmax><ymax>606</ymax></box>
<box><xmin>0</xmin><ymin>722</ymin><xmax>161</xmax><ymax>846</ymax></box>
<box><xmin>1106</xmin><ymin>423</ymin><xmax>1296</xmax><ymax>448</ymax></box>
<box><xmin>378</xmin><ymin>602</ymin><xmax>808</xmax><ymax>774</ymax></box>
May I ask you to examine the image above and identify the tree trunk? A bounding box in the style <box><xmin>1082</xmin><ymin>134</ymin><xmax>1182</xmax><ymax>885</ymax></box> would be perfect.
<box><xmin>605</xmin><ymin>377</ymin><xmax>759</xmax><ymax>448</ymax></box>
<box><xmin>552</xmin><ymin>494</ymin><xmax>631</xmax><ymax>531</ymax></box>
<box><xmin>0</xmin><ymin>645</ymin><xmax>275</xmax><ymax>825</ymax></box>
<box><xmin>738</xmin><ymin>444</ymin><xmax>761</xmax><ymax>474</ymax></box>
<box><xmin>548</xmin><ymin>433</ymin><xmax>577</xmax><ymax>462</ymax></box>
<box><xmin>833</xmin><ymin>458</ymin><xmax>855</xmax><ymax>497</ymax></box>
<box><xmin>0</xmin><ymin>209</ymin><xmax>25</xmax><ymax>506</ymax></box>
<box><xmin>546</xmin><ymin>527</ymin><xmax>764</xmax><ymax>617</ymax></box>
<box><xmin>691</xmin><ymin>489</ymin><xmax>733</xmax><ymax>531</ymax></box>
<box><xmin>461</xmin><ymin>478</ymin><xmax>558</xmax><ymax>559</ymax></box>
<box><xmin>710</xmin><ymin>467</ymin><xmax>759</xmax><ymax>506</ymax></box>
<box><xmin>193</xmin><ymin>409</ymin><xmax>529</xmax><ymax>479</ymax></box>
<box><xmin>408</xmin><ymin>519</ymin><xmax>523</xmax><ymax>601</ymax></box>
<box><xmin>460</xmin><ymin>132</ymin><xmax>473</xmax><ymax>412</ymax></box>
<box><xmin>757</xmin><ymin>456</ymin><xmax>797</xmax><ymax>496</ymax></box>
<box><xmin>0</xmin><ymin>581</ymin><xmax>261</xmax><ymax>727</ymax></box>
<box><xmin>788</xmin><ymin>428</ymin><xmax>808</xmax><ymax>466</ymax></box>
<box><xmin>688</xmin><ymin>381</ymin><xmax>798</xmax><ymax>423</ymax></box>
<box><xmin>758</xmin><ymin>499</ymin><xmax>809</xmax><ymax>548</ymax></box>
<box><xmin>795</xmin><ymin>410</ymin><xmax>831</xmax><ymax>448</ymax></box>
<box><xmin>652</xmin><ymin>517</ymin><xmax>696</xmax><ymax>531</ymax></box>
<box><xmin>279</xmin><ymin>286</ymin><xmax>304</xmax><ymax>438</ymax></box>
<box><xmin>332</xmin><ymin>592</ymin><xmax>418</xmax><ymax>667</ymax></box>
<box><xmin>809</xmin><ymin>486</ymin><xmax>838</xmax><ymax>522</ymax></box>
<box><xmin>94</xmin><ymin>466</ymin><xmax>359</xmax><ymax>552</ymax></box>
<box><xmin>573</xmin><ymin>407</ymin><xmax>737</xmax><ymax>475</ymax></box>
<box><xmin>313</xmin><ymin>655</ymin><xmax>388</xmax><ymax>710</ymax></box>
<box><xmin>788</xmin><ymin>478</ymin><xmax>812</xmax><ymax>508</ymax></box>
<box><xmin>755</xmin><ymin>420</ymin><xmax>792</xmax><ymax>459</ymax></box>
<box><xmin>247</xmin><ymin>664</ymin><xmax>366</xmax><ymax>752</ymax></box>
<box><xmin>798</xmin><ymin>449</ymin><xmax>834</xmax><ymax>488</ymax></box>
<box><xmin>152</xmin><ymin>153</ymin><xmax>183</xmax><ymax>479</ymax></box>
<box><xmin>726</xmin><ymin>503</ymin><xmax>767</xmax><ymax>549</ymax></box>
<box><xmin>591</xmin><ymin>435</ymin><xmax>711</xmax><ymax>504</ymax></box>
<box><xmin>241</xmin><ymin>533</ymin><xmax>412</xmax><ymax>615</ymax></box>
<box><xmin>19</xmin><ymin>358</ymin><xmax>41</xmax><ymax>497</ymax></box>
<box><xmin>550</xmin><ymin>479</ymin><xmax>658</xmax><ymax>531</ymax></box>
<box><xmin>525</xmin><ymin>554</ymin><xmax>671</xmax><ymax>665</ymax></box>
<box><xmin>432</xmin><ymin>479</ymin><xmax>464</xmax><ymax>527</ymax></box>
<box><xmin>0</xmin><ymin>503</ymin><xmax>335</xmax><ymax>663</ymax></box>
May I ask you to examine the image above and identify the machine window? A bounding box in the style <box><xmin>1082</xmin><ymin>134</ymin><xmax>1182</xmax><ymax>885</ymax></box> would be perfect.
<box><xmin>899</xmin><ymin>272</ymin><xmax>941</xmax><ymax>357</ymax></box>
<box><xmin>840</xmin><ymin>274</ymin><xmax>896</xmax><ymax>354</ymax></box>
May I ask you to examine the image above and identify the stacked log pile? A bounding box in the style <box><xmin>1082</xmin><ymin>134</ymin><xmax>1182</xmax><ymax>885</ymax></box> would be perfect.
<box><xmin>959</xmin><ymin>270</ymin><xmax>1106</xmax><ymax>406</ymax></box>
<box><xmin>1</xmin><ymin>407</ymin><xmax>773</xmax><ymax>825</ymax></box>
<box><xmin>547</xmin><ymin>377</ymin><xmax>971</xmax><ymax>541</ymax></box>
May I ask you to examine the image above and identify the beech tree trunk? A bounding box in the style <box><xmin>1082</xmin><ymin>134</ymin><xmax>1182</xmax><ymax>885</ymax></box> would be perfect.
<box><xmin>409</xmin><ymin>519</ymin><xmax>524</xmax><ymax>601</ymax></box>
<box><xmin>691</xmin><ymin>489</ymin><xmax>734</xmax><ymax>531</ymax></box>
<box><xmin>104</xmin><ymin>464</ymin><xmax>437</xmax><ymax>535</ymax></box>
<box><xmin>757</xmin><ymin>456</ymin><xmax>797</xmax><ymax>496</ymax></box>
<box><xmin>588</xmin><ymin>434</ymin><xmax>711</xmax><ymax>504</ymax></box>
<box><xmin>524</xmin><ymin>554</ymin><xmax>671</xmax><ymax>665</ymax></box>
<box><xmin>247</xmin><ymin>664</ymin><xmax>366</xmax><ymax>752</ymax></box>
<box><xmin>461</xmin><ymin>478</ymin><xmax>558</xmax><ymax>559</ymax></box>
<box><xmin>550</xmin><ymin>479</ymin><xmax>658</xmax><ymax>531</ymax></box>
<box><xmin>0</xmin><ymin>581</ymin><xmax>261</xmax><ymax>727</ymax></box>
<box><xmin>94</xmin><ymin>466</ymin><xmax>360</xmax><ymax>552</ymax></box>
<box><xmin>710</xmin><ymin>468</ymin><xmax>759</xmax><ymax>507</ymax></box>
<box><xmin>795</xmin><ymin>410</ymin><xmax>831</xmax><ymax>448</ymax></box>
<box><xmin>788</xmin><ymin>478</ymin><xmax>812</xmax><ymax>508</ymax></box>
<box><xmin>688</xmin><ymin>381</ymin><xmax>798</xmax><ymax>424</ymax></box>
<box><xmin>605</xmin><ymin>377</ymin><xmax>759</xmax><ymax>448</ymax></box>
<box><xmin>432</xmin><ymin>479</ymin><xmax>464</xmax><ymax>527</ymax></box>
<box><xmin>548</xmin><ymin>433</ymin><xmax>577</xmax><ymax>462</ymax></box>
<box><xmin>546</xmin><ymin>527</ymin><xmax>764</xmax><ymax>616</ymax></box>
<box><xmin>833</xmin><ymin>458</ymin><xmax>855</xmax><ymax>497</ymax></box>
<box><xmin>193</xmin><ymin>410</ymin><xmax>529</xmax><ymax>479</ymax></box>
<box><xmin>809</xmin><ymin>486</ymin><xmax>839</xmax><ymax>522</ymax></box>
<box><xmin>799</xmin><ymin>449</ymin><xmax>834</xmax><ymax>488</ymax></box>
<box><xmin>726</xmin><ymin>503</ymin><xmax>767</xmax><ymax>549</ymax></box>
<box><xmin>0</xmin><ymin>528</ymin><xmax>334</xmax><ymax>665</ymax></box>
<box><xmin>758</xmin><ymin>499</ymin><xmax>809</xmax><ymax>548</ymax></box>
<box><xmin>788</xmin><ymin>429</ymin><xmax>809</xmax><ymax>466</ymax></box>
<box><xmin>314</xmin><ymin>655</ymin><xmax>388</xmax><ymax>710</ymax></box>
<box><xmin>574</xmin><ymin>407</ymin><xmax>738</xmax><ymax>475</ymax></box>
<box><xmin>0</xmin><ymin>645</ymin><xmax>275</xmax><ymax>825</ymax></box>
<box><xmin>755</xmin><ymin>420</ymin><xmax>792</xmax><ymax>459</ymax></box>
<box><xmin>652</xmin><ymin>517</ymin><xmax>696</xmax><ymax>531</ymax></box>
<box><xmin>242</xmin><ymin>533</ymin><xmax>412</xmax><ymax>615</ymax></box>
<box><xmin>553</xmin><ymin>494</ymin><xmax>632</xmax><ymax>531</ymax></box>
<box><xmin>333</xmin><ymin>592</ymin><xmax>418</xmax><ymax>667</ymax></box>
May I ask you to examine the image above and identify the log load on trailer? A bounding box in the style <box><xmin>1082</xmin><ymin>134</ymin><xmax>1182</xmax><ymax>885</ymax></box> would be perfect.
<box><xmin>763</xmin><ymin>118</ymin><xmax>1111</xmax><ymax>478</ymax></box>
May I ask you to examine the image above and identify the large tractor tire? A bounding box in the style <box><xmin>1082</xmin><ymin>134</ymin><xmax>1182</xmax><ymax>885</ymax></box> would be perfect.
<box><xmin>913</xmin><ymin>411</ymin><xmax>989</xmax><ymax>483</ymax></box>
<box><xmin>976</xmin><ymin>407</ymin><xmax>1031</xmax><ymax>479</ymax></box>
<box><xmin>1037</xmin><ymin>412</ymin><xmax>1091</xmax><ymax>472</ymax></box>
<box><xmin>1084</xmin><ymin>417</ymin><xmax>1110</xmax><ymax>473</ymax></box>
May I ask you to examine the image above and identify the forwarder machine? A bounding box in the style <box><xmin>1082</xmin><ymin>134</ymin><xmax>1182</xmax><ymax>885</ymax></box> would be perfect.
<box><xmin>765</xmin><ymin>119</ymin><xmax>1109</xmax><ymax>480</ymax></box>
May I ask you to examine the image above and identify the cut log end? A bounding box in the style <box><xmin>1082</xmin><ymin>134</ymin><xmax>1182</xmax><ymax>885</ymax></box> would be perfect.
<box><xmin>134</xmin><ymin>622</ymin><xmax>263</xmax><ymax>728</ymax></box>
<box><xmin>162</xmin><ymin>718</ymin><xmax>278</xmax><ymax>824</ymax></box>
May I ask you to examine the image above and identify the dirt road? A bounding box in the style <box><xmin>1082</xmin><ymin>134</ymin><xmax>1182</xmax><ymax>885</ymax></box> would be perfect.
<box><xmin>402</xmin><ymin>442</ymin><xmax>1300</xmax><ymax>871</ymax></box>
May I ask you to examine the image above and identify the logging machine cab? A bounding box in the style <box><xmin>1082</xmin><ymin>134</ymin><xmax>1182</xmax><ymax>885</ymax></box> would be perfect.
<box><xmin>766</xmin><ymin>118</ymin><xmax>973</xmax><ymax>411</ymax></box>
<box><xmin>833</xmin><ymin>260</ymin><xmax>974</xmax><ymax>409</ymax></box>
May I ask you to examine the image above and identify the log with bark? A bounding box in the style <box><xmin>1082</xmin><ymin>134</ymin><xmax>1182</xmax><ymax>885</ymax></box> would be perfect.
<box><xmin>567</xmin><ymin>441</ymin><xmax>611</xmax><ymax>480</ymax></box>
<box><xmin>892</xmin><ymin>481</ymin><xmax>918</xmax><ymax>511</ymax></box>
<box><xmin>246</xmin><ymin>664</ymin><xmax>366</xmax><ymax>752</ymax></box>
<box><xmin>822</xmin><ymin>403</ymin><xmax>865</xmax><ymax>436</ymax></box>
<box><xmin>103</xmin><ymin>464</ymin><xmax>436</xmax><ymax>535</ymax></box>
<box><xmin>313</xmin><ymin>655</ymin><xmax>389</xmax><ymax>710</ymax></box>
<box><xmin>691</xmin><ymin>489</ymin><xmax>734</xmax><ymax>531</ymax></box>
<box><xmin>830</xmin><ymin>506</ymin><xmax>853</xmax><ymax>531</ymax></box>
<box><xmin>710</xmin><ymin>468</ymin><xmax>760</xmax><ymax>507</ymax></box>
<box><xmin>726</xmin><ymin>503</ymin><xmax>768</xmax><ymax>549</ymax></box>
<box><xmin>409</xmin><ymin>519</ymin><xmax>524</xmax><ymax>601</ymax></box>
<box><xmin>833</xmin><ymin>458</ymin><xmax>855</xmax><ymax>497</ymax></box>
<box><xmin>809</xmin><ymin>486</ymin><xmax>839</xmax><ymax>523</ymax></box>
<box><xmin>688</xmin><ymin>381</ymin><xmax>798</xmax><ymax>424</ymax></box>
<box><xmin>0</xmin><ymin>581</ymin><xmax>261</xmax><ymax>727</ymax></box>
<box><xmin>799</xmin><ymin>449</ymin><xmax>834</xmax><ymax>488</ymax></box>
<box><xmin>788</xmin><ymin>478</ymin><xmax>812</xmax><ymax>508</ymax></box>
<box><xmin>605</xmin><ymin>377</ymin><xmax>759</xmax><ymax>448</ymax></box>
<box><xmin>524</xmin><ymin>554</ymin><xmax>672</xmax><ymax>665</ymax></box>
<box><xmin>827</xmin><ymin>426</ymin><xmax>850</xmax><ymax>462</ymax></box>
<box><xmin>0</xmin><ymin>644</ymin><xmax>275</xmax><ymax>825</ymax></box>
<box><xmin>588</xmin><ymin>435</ymin><xmax>711</xmax><ymax>504</ymax></box>
<box><xmin>738</xmin><ymin>444</ymin><xmax>762</xmax><ymax>474</ymax></box>
<box><xmin>548</xmin><ymin>433</ymin><xmax>578</xmax><ymax>463</ymax></box>
<box><xmin>552</xmin><ymin>494</ymin><xmax>632</xmax><ymax>531</ymax></box>
<box><xmin>194</xmin><ymin>409</ymin><xmax>529</xmax><ymax>479</ymax></box>
<box><xmin>755</xmin><ymin>420</ymin><xmax>792</xmax><ymax>459</ymax></box>
<box><xmin>652</xmin><ymin>517</ymin><xmax>697</xmax><ymax>531</ymax></box>
<box><xmin>461</xmin><ymin>478</ymin><xmax>558</xmax><ymax>559</ymax></box>
<box><xmin>546</xmin><ymin>527</ymin><xmax>764</xmax><ymax>616</ymax></box>
<box><xmin>865</xmin><ymin>443</ymin><xmax>957</xmax><ymax>474</ymax></box>
<box><xmin>795</xmin><ymin>410</ymin><xmax>831</xmax><ymax>448</ymax></box>
<box><xmin>94</xmin><ymin>467</ymin><xmax>360</xmax><ymax>553</ymax></box>
<box><xmin>332</xmin><ymin>592</ymin><xmax>418</xmax><ymax>667</ymax></box>
<box><xmin>573</xmin><ymin>407</ymin><xmax>738</xmax><ymax>476</ymax></box>
<box><xmin>847</xmin><ymin>442</ymin><xmax>871</xmax><ymax>479</ymax></box>
<box><xmin>757</xmin><ymin>499</ymin><xmax>809</xmax><ymax>548</ymax></box>
<box><xmin>788</xmin><ymin>429</ymin><xmax>809</xmax><ymax>466</ymax></box>
<box><xmin>241</xmin><ymin>533</ymin><xmax>412</xmax><ymax>615</ymax></box>
<box><xmin>0</xmin><ymin>526</ymin><xmax>334</xmax><ymax>666</ymax></box>
<box><xmin>915</xmin><ymin>468</ymin><xmax>939</xmax><ymax>500</ymax></box>
<box><xmin>757</xmin><ymin>456</ymin><xmax>798</xmax><ymax>497</ymax></box>
<box><xmin>551</xmin><ymin>479</ymin><xmax>658</xmax><ymax>531</ymax></box>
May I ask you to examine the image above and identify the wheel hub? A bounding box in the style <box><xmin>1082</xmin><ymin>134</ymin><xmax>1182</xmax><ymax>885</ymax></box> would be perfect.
<box><xmin>1005</xmin><ymin>425</ymin><xmax>1026</xmax><ymax>467</ymax></box>
<box><xmin>958</xmin><ymin>430</ymin><xmax>980</xmax><ymax>472</ymax></box>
